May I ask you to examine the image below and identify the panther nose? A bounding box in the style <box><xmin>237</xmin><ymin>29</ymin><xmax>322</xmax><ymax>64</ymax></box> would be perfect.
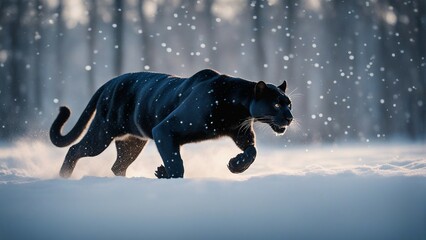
<box><xmin>286</xmin><ymin>117</ymin><xmax>293</xmax><ymax>123</ymax></box>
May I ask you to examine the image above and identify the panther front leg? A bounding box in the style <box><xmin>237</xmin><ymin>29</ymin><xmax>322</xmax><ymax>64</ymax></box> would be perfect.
<box><xmin>228</xmin><ymin>129</ymin><xmax>257</xmax><ymax>174</ymax></box>
<box><xmin>152</xmin><ymin>124</ymin><xmax>184</xmax><ymax>179</ymax></box>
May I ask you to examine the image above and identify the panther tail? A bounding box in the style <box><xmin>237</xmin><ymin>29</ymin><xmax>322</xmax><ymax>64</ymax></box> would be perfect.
<box><xmin>50</xmin><ymin>87</ymin><xmax>103</xmax><ymax>147</ymax></box>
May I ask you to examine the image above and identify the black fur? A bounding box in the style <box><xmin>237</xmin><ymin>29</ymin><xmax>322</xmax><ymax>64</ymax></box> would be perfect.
<box><xmin>50</xmin><ymin>69</ymin><xmax>293</xmax><ymax>179</ymax></box>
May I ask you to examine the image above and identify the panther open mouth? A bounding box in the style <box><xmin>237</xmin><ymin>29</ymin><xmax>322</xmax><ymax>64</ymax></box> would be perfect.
<box><xmin>270</xmin><ymin>124</ymin><xmax>287</xmax><ymax>134</ymax></box>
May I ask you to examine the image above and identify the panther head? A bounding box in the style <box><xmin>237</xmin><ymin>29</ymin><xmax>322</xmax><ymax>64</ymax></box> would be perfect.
<box><xmin>249</xmin><ymin>80</ymin><xmax>293</xmax><ymax>135</ymax></box>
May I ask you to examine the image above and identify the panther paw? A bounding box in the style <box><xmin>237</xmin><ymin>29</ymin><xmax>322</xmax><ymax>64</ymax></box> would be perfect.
<box><xmin>155</xmin><ymin>165</ymin><xmax>170</xmax><ymax>179</ymax></box>
<box><xmin>227</xmin><ymin>153</ymin><xmax>254</xmax><ymax>174</ymax></box>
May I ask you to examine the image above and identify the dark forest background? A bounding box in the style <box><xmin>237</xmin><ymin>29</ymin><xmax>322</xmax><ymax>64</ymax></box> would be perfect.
<box><xmin>0</xmin><ymin>0</ymin><xmax>425</xmax><ymax>144</ymax></box>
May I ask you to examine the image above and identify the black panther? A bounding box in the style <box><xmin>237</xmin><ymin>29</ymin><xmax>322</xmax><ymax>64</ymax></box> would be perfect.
<box><xmin>50</xmin><ymin>69</ymin><xmax>293</xmax><ymax>179</ymax></box>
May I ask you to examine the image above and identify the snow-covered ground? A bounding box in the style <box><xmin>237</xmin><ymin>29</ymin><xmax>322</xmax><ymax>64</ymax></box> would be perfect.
<box><xmin>1</xmin><ymin>138</ymin><xmax>425</xmax><ymax>181</ymax></box>
<box><xmin>1</xmin><ymin>139</ymin><xmax>425</xmax><ymax>239</ymax></box>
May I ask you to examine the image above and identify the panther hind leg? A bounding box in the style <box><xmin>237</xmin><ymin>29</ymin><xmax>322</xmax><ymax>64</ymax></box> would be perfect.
<box><xmin>60</xmin><ymin>118</ymin><xmax>114</xmax><ymax>178</ymax></box>
<box><xmin>111</xmin><ymin>136</ymin><xmax>147</xmax><ymax>176</ymax></box>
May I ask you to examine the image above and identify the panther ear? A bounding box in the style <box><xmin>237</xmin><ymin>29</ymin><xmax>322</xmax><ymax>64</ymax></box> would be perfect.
<box><xmin>278</xmin><ymin>80</ymin><xmax>287</xmax><ymax>92</ymax></box>
<box><xmin>254</xmin><ymin>81</ymin><xmax>267</xmax><ymax>99</ymax></box>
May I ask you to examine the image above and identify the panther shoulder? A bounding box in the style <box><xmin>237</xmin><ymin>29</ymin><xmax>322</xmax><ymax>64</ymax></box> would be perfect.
<box><xmin>190</xmin><ymin>69</ymin><xmax>220</xmax><ymax>80</ymax></box>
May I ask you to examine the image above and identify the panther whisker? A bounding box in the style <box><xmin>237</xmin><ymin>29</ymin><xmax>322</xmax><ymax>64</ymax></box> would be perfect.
<box><xmin>237</xmin><ymin>117</ymin><xmax>253</xmax><ymax>134</ymax></box>
<box><xmin>287</xmin><ymin>88</ymin><xmax>304</xmax><ymax>100</ymax></box>
<box><xmin>288</xmin><ymin>87</ymin><xmax>298</xmax><ymax>97</ymax></box>
<box><xmin>291</xmin><ymin>118</ymin><xmax>302</xmax><ymax>131</ymax></box>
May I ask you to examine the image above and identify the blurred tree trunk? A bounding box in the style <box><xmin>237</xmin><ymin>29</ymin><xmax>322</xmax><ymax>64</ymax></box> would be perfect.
<box><xmin>204</xmin><ymin>0</ymin><xmax>216</xmax><ymax>69</ymax></box>
<box><xmin>183</xmin><ymin>0</ymin><xmax>197</xmax><ymax>71</ymax></box>
<box><xmin>321</xmin><ymin>1</ymin><xmax>339</xmax><ymax>141</ymax></box>
<box><xmin>329</xmin><ymin>0</ymin><xmax>348</xmax><ymax>140</ymax></box>
<box><xmin>55</xmin><ymin>0</ymin><xmax>65</xmax><ymax>101</ymax></box>
<box><xmin>113</xmin><ymin>0</ymin><xmax>124</xmax><ymax>76</ymax></box>
<box><xmin>415</xmin><ymin>0</ymin><xmax>426</xmax><ymax>139</ymax></box>
<box><xmin>277</xmin><ymin>0</ymin><xmax>295</xmax><ymax>83</ymax></box>
<box><xmin>0</xmin><ymin>1</ymin><xmax>8</xmax><ymax>137</ymax></box>
<box><xmin>383</xmin><ymin>0</ymin><xmax>413</xmax><ymax>138</ymax></box>
<box><xmin>9</xmin><ymin>0</ymin><xmax>26</xmax><ymax>135</ymax></box>
<box><xmin>348</xmin><ymin>2</ymin><xmax>364</xmax><ymax>137</ymax></box>
<box><xmin>357</xmin><ymin>3</ymin><xmax>381</xmax><ymax>137</ymax></box>
<box><xmin>252</xmin><ymin>0</ymin><xmax>266</xmax><ymax>80</ymax></box>
<box><xmin>399</xmin><ymin>0</ymin><xmax>424</xmax><ymax>139</ymax></box>
<box><xmin>138</xmin><ymin>0</ymin><xmax>154</xmax><ymax>71</ymax></box>
<box><xmin>377</xmin><ymin>3</ymin><xmax>393</xmax><ymax>138</ymax></box>
<box><xmin>155</xmin><ymin>2</ymin><xmax>168</xmax><ymax>71</ymax></box>
<box><xmin>34</xmin><ymin>0</ymin><xmax>43</xmax><ymax>110</ymax></box>
<box><xmin>87</xmin><ymin>0</ymin><xmax>97</xmax><ymax>94</ymax></box>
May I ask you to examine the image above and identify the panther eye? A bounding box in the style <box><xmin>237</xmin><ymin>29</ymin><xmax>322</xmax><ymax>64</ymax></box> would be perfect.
<box><xmin>274</xmin><ymin>103</ymin><xmax>281</xmax><ymax>109</ymax></box>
